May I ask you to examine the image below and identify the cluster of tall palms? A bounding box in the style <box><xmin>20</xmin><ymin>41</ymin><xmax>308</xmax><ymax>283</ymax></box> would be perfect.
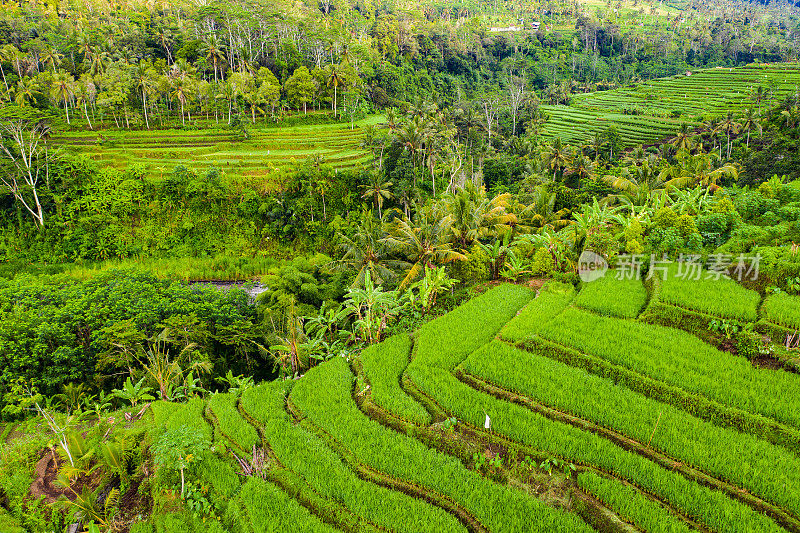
<box><xmin>334</xmin><ymin>179</ymin><xmax>578</xmax><ymax>288</ymax></box>
<box><xmin>2</xmin><ymin>27</ymin><xmax>364</xmax><ymax>130</ymax></box>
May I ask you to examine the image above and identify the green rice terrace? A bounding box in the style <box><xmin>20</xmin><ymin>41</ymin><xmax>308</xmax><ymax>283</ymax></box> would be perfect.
<box><xmin>543</xmin><ymin>63</ymin><xmax>800</xmax><ymax>145</ymax></box>
<box><xmin>50</xmin><ymin>117</ymin><xmax>379</xmax><ymax>185</ymax></box>
<box><xmin>9</xmin><ymin>275</ymin><xmax>800</xmax><ymax>532</ymax></box>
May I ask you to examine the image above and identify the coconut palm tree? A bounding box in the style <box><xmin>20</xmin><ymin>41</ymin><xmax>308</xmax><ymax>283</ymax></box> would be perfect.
<box><xmin>327</xmin><ymin>65</ymin><xmax>345</xmax><ymax>117</ymax></box>
<box><xmin>170</xmin><ymin>77</ymin><xmax>191</xmax><ymax>125</ymax></box>
<box><xmin>602</xmin><ymin>160</ymin><xmax>665</xmax><ymax>206</ymax></box>
<box><xmin>75</xmin><ymin>75</ymin><xmax>95</xmax><ymax>129</ymax></box>
<box><xmin>394</xmin><ymin>115</ymin><xmax>427</xmax><ymax>169</ymax></box>
<box><xmin>331</xmin><ymin>211</ymin><xmax>406</xmax><ymax>288</ymax></box>
<box><xmin>714</xmin><ymin>112</ymin><xmax>741</xmax><ymax>159</ymax></box>
<box><xmin>586</xmin><ymin>133</ymin><xmax>608</xmax><ymax>162</ymax></box>
<box><xmin>381</xmin><ymin>208</ymin><xmax>465</xmax><ymax>289</ymax></box>
<box><xmin>670</xmin><ymin>123</ymin><xmax>694</xmax><ymax>152</ymax></box>
<box><xmin>51</xmin><ymin>70</ymin><xmax>75</xmax><ymax>124</ymax></box>
<box><xmin>445</xmin><ymin>182</ymin><xmax>507</xmax><ymax>249</ymax></box>
<box><xmin>14</xmin><ymin>77</ymin><xmax>38</xmax><ymax>107</ymax></box>
<box><xmin>202</xmin><ymin>34</ymin><xmax>226</xmax><ymax>84</ymax></box>
<box><xmin>361</xmin><ymin>174</ymin><xmax>393</xmax><ymax>219</ymax></box>
<box><xmin>659</xmin><ymin>151</ymin><xmax>738</xmax><ymax>190</ymax></box>
<box><xmin>541</xmin><ymin>137</ymin><xmax>572</xmax><ymax>181</ymax></box>
<box><xmin>751</xmin><ymin>85</ymin><xmax>766</xmax><ymax>115</ymax></box>
<box><xmin>740</xmin><ymin>107</ymin><xmax>760</xmax><ymax>148</ymax></box>
<box><xmin>42</xmin><ymin>45</ymin><xmax>62</xmax><ymax>72</ymax></box>
<box><xmin>565</xmin><ymin>153</ymin><xmax>595</xmax><ymax>182</ymax></box>
<box><xmin>132</xmin><ymin>63</ymin><xmax>155</xmax><ymax>129</ymax></box>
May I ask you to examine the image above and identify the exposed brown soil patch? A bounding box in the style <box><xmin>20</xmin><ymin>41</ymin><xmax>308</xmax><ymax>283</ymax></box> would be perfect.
<box><xmin>29</xmin><ymin>448</ymin><xmax>97</xmax><ymax>504</ymax></box>
<box><xmin>752</xmin><ymin>354</ymin><xmax>784</xmax><ymax>370</ymax></box>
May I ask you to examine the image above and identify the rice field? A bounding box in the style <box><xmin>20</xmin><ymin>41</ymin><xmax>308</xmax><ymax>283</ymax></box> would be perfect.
<box><xmin>544</xmin><ymin>63</ymin><xmax>800</xmax><ymax>146</ymax></box>
<box><xmin>131</xmin><ymin>283</ymin><xmax>800</xmax><ymax>532</ymax></box>
<box><xmin>51</xmin><ymin>116</ymin><xmax>380</xmax><ymax>183</ymax></box>
<box><xmin>573</xmin><ymin>272</ymin><xmax>648</xmax><ymax>318</ymax></box>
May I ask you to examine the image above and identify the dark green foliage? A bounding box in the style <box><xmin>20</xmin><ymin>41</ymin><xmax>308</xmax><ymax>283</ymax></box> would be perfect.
<box><xmin>0</xmin><ymin>271</ymin><xmax>265</xmax><ymax>417</ymax></box>
<box><xmin>257</xmin><ymin>254</ymin><xmax>347</xmax><ymax>316</ymax></box>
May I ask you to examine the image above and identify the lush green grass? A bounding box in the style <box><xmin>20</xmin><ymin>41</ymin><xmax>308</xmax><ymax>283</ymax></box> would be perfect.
<box><xmin>538</xmin><ymin>307</ymin><xmax>800</xmax><ymax>429</ymax></box>
<box><xmin>762</xmin><ymin>293</ymin><xmax>800</xmax><ymax>330</ymax></box>
<box><xmin>52</xmin><ymin>117</ymin><xmax>380</xmax><ymax>182</ymax></box>
<box><xmin>463</xmin><ymin>340</ymin><xmax>800</xmax><ymax>516</ymax></box>
<box><xmin>225</xmin><ymin>477</ymin><xmax>339</xmax><ymax>533</ymax></box>
<box><xmin>62</xmin><ymin>255</ymin><xmax>282</xmax><ymax>282</ymax></box>
<box><xmin>151</xmin><ymin>397</ymin><xmax>213</xmax><ymax>441</ymax></box>
<box><xmin>405</xmin><ymin>287</ymin><xmax>782</xmax><ymax>532</ymax></box>
<box><xmin>207</xmin><ymin>391</ymin><xmax>260</xmax><ymax>451</ymax></box>
<box><xmin>657</xmin><ymin>263</ymin><xmax>761</xmax><ymax>321</ymax></box>
<box><xmin>291</xmin><ymin>357</ymin><xmax>592</xmax><ymax>533</ymax></box>
<box><xmin>241</xmin><ymin>382</ymin><xmax>466</xmax><ymax>533</ymax></box>
<box><xmin>576</xmin><ymin>472</ymin><xmax>692</xmax><ymax>533</ymax></box>
<box><xmin>361</xmin><ymin>334</ymin><xmax>431</xmax><ymax>425</ymax></box>
<box><xmin>573</xmin><ymin>273</ymin><xmax>648</xmax><ymax>318</ymax></box>
<box><xmin>499</xmin><ymin>281</ymin><xmax>575</xmax><ymax>342</ymax></box>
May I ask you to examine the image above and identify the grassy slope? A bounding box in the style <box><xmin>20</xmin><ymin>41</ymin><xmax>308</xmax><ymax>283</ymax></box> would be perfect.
<box><xmin>51</xmin><ymin>115</ymin><xmax>383</xmax><ymax>183</ymax></box>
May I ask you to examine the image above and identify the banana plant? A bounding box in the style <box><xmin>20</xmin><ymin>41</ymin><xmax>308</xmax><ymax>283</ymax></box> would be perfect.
<box><xmin>111</xmin><ymin>376</ymin><xmax>155</xmax><ymax>408</ymax></box>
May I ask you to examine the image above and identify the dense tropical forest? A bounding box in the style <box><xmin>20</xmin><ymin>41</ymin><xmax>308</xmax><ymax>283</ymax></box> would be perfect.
<box><xmin>2</xmin><ymin>0</ymin><xmax>800</xmax><ymax>530</ymax></box>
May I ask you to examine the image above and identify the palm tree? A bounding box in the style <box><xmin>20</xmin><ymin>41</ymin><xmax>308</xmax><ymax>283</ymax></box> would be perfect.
<box><xmin>156</xmin><ymin>27</ymin><xmax>174</xmax><ymax>65</ymax></box>
<box><xmin>170</xmin><ymin>77</ymin><xmax>191</xmax><ymax>126</ymax></box>
<box><xmin>752</xmin><ymin>85</ymin><xmax>766</xmax><ymax>115</ymax></box>
<box><xmin>0</xmin><ymin>45</ymin><xmax>12</xmax><ymax>92</ymax></box>
<box><xmin>740</xmin><ymin>107</ymin><xmax>760</xmax><ymax>148</ymax></box>
<box><xmin>602</xmin><ymin>160</ymin><xmax>665</xmax><ymax>205</ymax></box>
<box><xmin>42</xmin><ymin>45</ymin><xmax>61</xmax><ymax>72</ymax></box>
<box><xmin>714</xmin><ymin>112</ymin><xmax>741</xmax><ymax>159</ymax></box>
<box><xmin>541</xmin><ymin>137</ymin><xmax>572</xmax><ymax>180</ymax></box>
<box><xmin>331</xmin><ymin>211</ymin><xmax>406</xmax><ymax>288</ymax></box>
<box><xmin>327</xmin><ymin>65</ymin><xmax>345</xmax><ymax>117</ymax></box>
<box><xmin>14</xmin><ymin>77</ymin><xmax>38</xmax><ymax>107</ymax></box>
<box><xmin>587</xmin><ymin>133</ymin><xmax>608</xmax><ymax>162</ymax></box>
<box><xmin>202</xmin><ymin>34</ymin><xmax>225</xmax><ymax>84</ymax></box>
<box><xmin>217</xmin><ymin>81</ymin><xmax>236</xmax><ymax>124</ymax></box>
<box><xmin>659</xmin><ymin>151</ymin><xmax>738</xmax><ymax>190</ymax></box>
<box><xmin>445</xmin><ymin>182</ymin><xmax>507</xmax><ymax>249</ymax></box>
<box><xmin>394</xmin><ymin>115</ymin><xmax>426</xmax><ymax>170</ymax></box>
<box><xmin>75</xmin><ymin>75</ymin><xmax>95</xmax><ymax>129</ymax></box>
<box><xmin>361</xmin><ymin>174</ymin><xmax>393</xmax><ymax>219</ymax></box>
<box><xmin>565</xmin><ymin>153</ymin><xmax>595</xmax><ymax>182</ymax></box>
<box><xmin>670</xmin><ymin>123</ymin><xmax>694</xmax><ymax>152</ymax></box>
<box><xmin>132</xmin><ymin>64</ymin><xmax>154</xmax><ymax>129</ymax></box>
<box><xmin>51</xmin><ymin>70</ymin><xmax>75</xmax><ymax>125</ymax></box>
<box><xmin>381</xmin><ymin>208</ymin><xmax>465</xmax><ymax>289</ymax></box>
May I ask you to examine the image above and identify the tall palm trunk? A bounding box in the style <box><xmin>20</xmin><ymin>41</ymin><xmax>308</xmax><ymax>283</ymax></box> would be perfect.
<box><xmin>84</xmin><ymin>101</ymin><xmax>93</xmax><ymax>130</ymax></box>
<box><xmin>142</xmin><ymin>91</ymin><xmax>150</xmax><ymax>129</ymax></box>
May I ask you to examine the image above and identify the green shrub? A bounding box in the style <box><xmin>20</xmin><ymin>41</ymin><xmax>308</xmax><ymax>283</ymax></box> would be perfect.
<box><xmin>529</xmin><ymin>246</ymin><xmax>555</xmax><ymax>276</ymax></box>
<box><xmin>450</xmin><ymin>244</ymin><xmax>491</xmax><ymax>285</ymax></box>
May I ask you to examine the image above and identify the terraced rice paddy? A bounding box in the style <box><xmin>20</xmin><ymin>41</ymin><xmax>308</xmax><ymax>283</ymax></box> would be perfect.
<box><xmin>51</xmin><ymin>117</ymin><xmax>379</xmax><ymax>183</ymax></box>
<box><xmin>152</xmin><ymin>278</ymin><xmax>800</xmax><ymax>532</ymax></box>
<box><xmin>544</xmin><ymin>63</ymin><xmax>800</xmax><ymax>146</ymax></box>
